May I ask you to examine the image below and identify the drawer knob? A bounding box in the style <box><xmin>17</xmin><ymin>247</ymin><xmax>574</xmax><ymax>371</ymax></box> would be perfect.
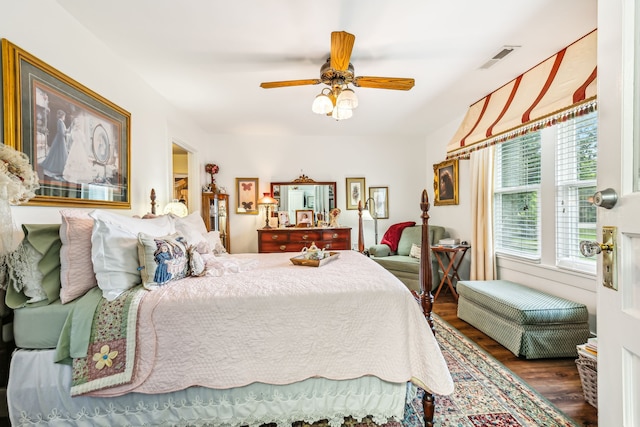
<box><xmin>302</xmin><ymin>235</ymin><xmax>308</xmax><ymax>240</ymax></box>
<box><xmin>271</xmin><ymin>235</ymin><xmax>279</xmax><ymax>240</ymax></box>
<box><xmin>332</xmin><ymin>233</ymin><xmax>339</xmax><ymax>239</ymax></box>
<box><xmin>279</xmin><ymin>245</ymin><xmax>286</xmax><ymax>251</ymax></box>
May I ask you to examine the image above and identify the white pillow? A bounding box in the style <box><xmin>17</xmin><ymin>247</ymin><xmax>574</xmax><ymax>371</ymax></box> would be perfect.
<box><xmin>409</xmin><ymin>243</ymin><xmax>421</xmax><ymax>259</ymax></box>
<box><xmin>89</xmin><ymin>210</ymin><xmax>173</xmax><ymax>300</ymax></box>
<box><xmin>205</xmin><ymin>231</ymin><xmax>227</xmax><ymax>255</ymax></box>
<box><xmin>171</xmin><ymin>212</ymin><xmax>208</xmax><ymax>247</ymax></box>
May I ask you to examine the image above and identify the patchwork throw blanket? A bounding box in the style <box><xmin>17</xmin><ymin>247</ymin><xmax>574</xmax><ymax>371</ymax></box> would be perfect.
<box><xmin>70</xmin><ymin>286</ymin><xmax>146</xmax><ymax>396</ymax></box>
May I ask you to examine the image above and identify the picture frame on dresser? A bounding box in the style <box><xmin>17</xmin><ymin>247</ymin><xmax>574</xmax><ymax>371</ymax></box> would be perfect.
<box><xmin>296</xmin><ymin>209</ymin><xmax>314</xmax><ymax>227</ymax></box>
<box><xmin>235</xmin><ymin>177</ymin><xmax>259</xmax><ymax>214</ymax></box>
<box><xmin>278</xmin><ymin>211</ymin><xmax>290</xmax><ymax>227</ymax></box>
<box><xmin>1</xmin><ymin>38</ymin><xmax>131</xmax><ymax>208</ymax></box>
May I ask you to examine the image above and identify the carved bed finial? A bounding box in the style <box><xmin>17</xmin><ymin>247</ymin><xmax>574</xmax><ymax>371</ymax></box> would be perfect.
<box><xmin>150</xmin><ymin>188</ymin><xmax>156</xmax><ymax>215</ymax></box>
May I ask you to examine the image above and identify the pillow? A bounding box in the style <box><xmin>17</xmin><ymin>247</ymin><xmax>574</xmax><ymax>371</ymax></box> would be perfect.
<box><xmin>5</xmin><ymin>224</ymin><xmax>61</xmax><ymax>309</ymax></box>
<box><xmin>89</xmin><ymin>210</ymin><xmax>173</xmax><ymax>300</ymax></box>
<box><xmin>59</xmin><ymin>209</ymin><xmax>98</xmax><ymax>304</ymax></box>
<box><xmin>137</xmin><ymin>232</ymin><xmax>190</xmax><ymax>289</ymax></box>
<box><xmin>188</xmin><ymin>246</ymin><xmax>206</xmax><ymax>277</ymax></box>
<box><xmin>205</xmin><ymin>231</ymin><xmax>227</xmax><ymax>255</ymax></box>
<box><xmin>171</xmin><ymin>212</ymin><xmax>208</xmax><ymax>248</ymax></box>
<box><xmin>409</xmin><ymin>243</ymin><xmax>421</xmax><ymax>259</ymax></box>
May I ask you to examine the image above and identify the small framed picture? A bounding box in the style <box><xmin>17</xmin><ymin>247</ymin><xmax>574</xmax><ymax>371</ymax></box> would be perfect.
<box><xmin>345</xmin><ymin>177</ymin><xmax>366</xmax><ymax>210</ymax></box>
<box><xmin>295</xmin><ymin>209</ymin><xmax>314</xmax><ymax>227</ymax></box>
<box><xmin>368</xmin><ymin>187</ymin><xmax>389</xmax><ymax>219</ymax></box>
<box><xmin>278</xmin><ymin>211</ymin><xmax>290</xmax><ymax>227</ymax></box>
<box><xmin>433</xmin><ymin>159</ymin><xmax>459</xmax><ymax>206</ymax></box>
<box><xmin>235</xmin><ymin>177</ymin><xmax>259</xmax><ymax>214</ymax></box>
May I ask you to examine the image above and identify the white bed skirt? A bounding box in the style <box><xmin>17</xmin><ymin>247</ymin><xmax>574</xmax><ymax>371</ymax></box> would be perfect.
<box><xmin>8</xmin><ymin>349</ymin><xmax>411</xmax><ymax>427</ymax></box>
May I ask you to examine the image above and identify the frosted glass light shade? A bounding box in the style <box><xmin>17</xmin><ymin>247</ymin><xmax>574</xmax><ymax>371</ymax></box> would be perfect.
<box><xmin>311</xmin><ymin>94</ymin><xmax>333</xmax><ymax>114</ymax></box>
<box><xmin>164</xmin><ymin>200</ymin><xmax>188</xmax><ymax>217</ymax></box>
<box><xmin>332</xmin><ymin>106</ymin><xmax>353</xmax><ymax>120</ymax></box>
<box><xmin>336</xmin><ymin>88</ymin><xmax>358</xmax><ymax>109</ymax></box>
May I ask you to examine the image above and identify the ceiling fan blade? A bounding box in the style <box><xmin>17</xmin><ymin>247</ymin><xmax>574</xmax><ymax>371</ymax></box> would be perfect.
<box><xmin>330</xmin><ymin>31</ymin><xmax>356</xmax><ymax>71</ymax></box>
<box><xmin>353</xmin><ymin>76</ymin><xmax>415</xmax><ymax>90</ymax></box>
<box><xmin>260</xmin><ymin>79</ymin><xmax>322</xmax><ymax>89</ymax></box>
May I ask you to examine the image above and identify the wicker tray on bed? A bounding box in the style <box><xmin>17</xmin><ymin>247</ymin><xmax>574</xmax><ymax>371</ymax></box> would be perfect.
<box><xmin>290</xmin><ymin>251</ymin><xmax>340</xmax><ymax>267</ymax></box>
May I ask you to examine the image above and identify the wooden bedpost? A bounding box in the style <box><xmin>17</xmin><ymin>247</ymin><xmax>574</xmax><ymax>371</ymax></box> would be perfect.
<box><xmin>150</xmin><ymin>188</ymin><xmax>157</xmax><ymax>215</ymax></box>
<box><xmin>417</xmin><ymin>189</ymin><xmax>435</xmax><ymax>427</ymax></box>
<box><xmin>357</xmin><ymin>200</ymin><xmax>365</xmax><ymax>253</ymax></box>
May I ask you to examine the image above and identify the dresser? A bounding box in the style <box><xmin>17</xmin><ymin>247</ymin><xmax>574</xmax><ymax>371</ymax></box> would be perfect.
<box><xmin>257</xmin><ymin>227</ymin><xmax>352</xmax><ymax>253</ymax></box>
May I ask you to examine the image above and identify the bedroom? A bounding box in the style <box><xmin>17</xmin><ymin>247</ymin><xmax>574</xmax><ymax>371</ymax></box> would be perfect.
<box><xmin>0</xmin><ymin>0</ymin><xmax>637</xmax><ymax>425</ymax></box>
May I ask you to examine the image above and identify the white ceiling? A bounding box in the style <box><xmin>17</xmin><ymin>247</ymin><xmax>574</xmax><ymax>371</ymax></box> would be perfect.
<box><xmin>56</xmin><ymin>0</ymin><xmax>597</xmax><ymax>139</ymax></box>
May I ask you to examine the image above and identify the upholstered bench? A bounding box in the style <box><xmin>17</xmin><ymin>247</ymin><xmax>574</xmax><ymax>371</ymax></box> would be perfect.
<box><xmin>457</xmin><ymin>280</ymin><xmax>590</xmax><ymax>359</ymax></box>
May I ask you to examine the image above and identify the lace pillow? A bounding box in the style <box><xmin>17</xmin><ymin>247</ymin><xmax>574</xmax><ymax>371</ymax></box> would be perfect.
<box><xmin>409</xmin><ymin>243</ymin><xmax>421</xmax><ymax>259</ymax></box>
<box><xmin>172</xmin><ymin>212</ymin><xmax>208</xmax><ymax>250</ymax></box>
<box><xmin>137</xmin><ymin>232</ymin><xmax>190</xmax><ymax>289</ymax></box>
<box><xmin>5</xmin><ymin>224</ymin><xmax>61</xmax><ymax>309</ymax></box>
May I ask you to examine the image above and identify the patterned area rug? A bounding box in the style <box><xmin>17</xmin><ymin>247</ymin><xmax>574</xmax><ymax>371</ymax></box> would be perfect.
<box><xmin>424</xmin><ymin>314</ymin><xmax>579</xmax><ymax>427</ymax></box>
<box><xmin>289</xmin><ymin>315</ymin><xmax>579</xmax><ymax>427</ymax></box>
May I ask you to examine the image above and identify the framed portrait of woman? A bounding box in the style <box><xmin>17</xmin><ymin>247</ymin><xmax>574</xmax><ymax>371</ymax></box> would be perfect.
<box><xmin>433</xmin><ymin>159</ymin><xmax>458</xmax><ymax>206</ymax></box>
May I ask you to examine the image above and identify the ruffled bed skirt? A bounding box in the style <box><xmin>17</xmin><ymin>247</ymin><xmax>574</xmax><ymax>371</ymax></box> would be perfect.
<box><xmin>9</xmin><ymin>349</ymin><xmax>418</xmax><ymax>427</ymax></box>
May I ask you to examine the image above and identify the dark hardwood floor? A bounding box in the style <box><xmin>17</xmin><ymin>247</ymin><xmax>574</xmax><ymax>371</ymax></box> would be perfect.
<box><xmin>432</xmin><ymin>291</ymin><xmax>598</xmax><ymax>427</ymax></box>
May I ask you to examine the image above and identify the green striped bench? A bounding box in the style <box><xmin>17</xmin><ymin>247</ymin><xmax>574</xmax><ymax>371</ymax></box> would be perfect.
<box><xmin>457</xmin><ymin>280</ymin><xmax>590</xmax><ymax>359</ymax></box>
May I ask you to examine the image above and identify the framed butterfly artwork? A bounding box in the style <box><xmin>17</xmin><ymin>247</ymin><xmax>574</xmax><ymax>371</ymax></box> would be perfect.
<box><xmin>235</xmin><ymin>177</ymin><xmax>259</xmax><ymax>214</ymax></box>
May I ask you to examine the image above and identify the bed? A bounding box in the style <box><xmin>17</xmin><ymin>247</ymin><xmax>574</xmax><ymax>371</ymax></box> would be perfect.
<box><xmin>3</xmin><ymin>190</ymin><xmax>452</xmax><ymax>427</ymax></box>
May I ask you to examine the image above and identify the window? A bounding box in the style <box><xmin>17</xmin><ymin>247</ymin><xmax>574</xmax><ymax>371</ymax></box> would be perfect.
<box><xmin>493</xmin><ymin>111</ymin><xmax>598</xmax><ymax>274</ymax></box>
<box><xmin>556</xmin><ymin>112</ymin><xmax>598</xmax><ymax>272</ymax></box>
<box><xmin>494</xmin><ymin>132</ymin><xmax>542</xmax><ymax>260</ymax></box>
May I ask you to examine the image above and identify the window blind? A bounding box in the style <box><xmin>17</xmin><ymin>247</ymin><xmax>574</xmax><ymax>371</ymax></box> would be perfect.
<box><xmin>494</xmin><ymin>132</ymin><xmax>542</xmax><ymax>259</ymax></box>
<box><xmin>555</xmin><ymin>111</ymin><xmax>598</xmax><ymax>272</ymax></box>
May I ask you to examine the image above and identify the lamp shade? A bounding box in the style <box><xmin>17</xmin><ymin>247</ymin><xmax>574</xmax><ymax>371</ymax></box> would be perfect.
<box><xmin>312</xmin><ymin>93</ymin><xmax>333</xmax><ymax>114</ymax></box>
<box><xmin>332</xmin><ymin>106</ymin><xmax>353</xmax><ymax>120</ymax></box>
<box><xmin>164</xmin><ymin>200</ymin><xmax>188</xmax><ymax>217</ymax></box>
<box><xmin>336</xmin><ymin>88</ymin><xmax>358</xmax><ymax>109</ymax></box>
<box><xmin>257</xmin><ymin>193</ymin><xmax>278</xmax><ymax>206</ymax></box>
<box><xmin>361</xmin><ymin>208</ymin><xmax>374</xmax><ymax>221</ymax></box>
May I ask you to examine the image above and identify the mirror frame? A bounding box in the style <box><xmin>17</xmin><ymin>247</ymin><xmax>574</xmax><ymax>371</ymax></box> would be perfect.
<box><xmin>270</xmin><ymin>175</ymin><xmax>337</xmax><ymax>217</ymax></box>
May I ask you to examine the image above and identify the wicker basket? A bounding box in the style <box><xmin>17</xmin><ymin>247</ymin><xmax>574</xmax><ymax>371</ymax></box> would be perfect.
<box><xmin>576</xmin><ymin>354</ymin><xmax>597</xmax><ymax>408</ymax></box>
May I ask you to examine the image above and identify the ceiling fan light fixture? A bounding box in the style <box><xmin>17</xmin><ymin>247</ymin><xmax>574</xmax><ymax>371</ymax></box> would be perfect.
<box><xmin>332</xmin><ymin>105</ymin><xmax>353</xmax><ymax>121</ymax></box>
<box><xmin>312</xmin><ymin>90</ymin><xmax>334</xmax><ymax>115</ymax></box>
<box><xmin>336</xmin><ymin>87</ymin><xmax>358</xmax><ymax>110</ymax></box>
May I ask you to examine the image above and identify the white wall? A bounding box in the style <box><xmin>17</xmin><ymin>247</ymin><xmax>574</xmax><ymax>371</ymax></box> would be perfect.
<box><xmin>199</xmin><ymin>134</ymin><xmax>427</xmax><ymax>253</ymax></box>
<box><xmin>2</xmin><ymin>1</ymin><xmax>208</xmax><ymax>225</ymax></box>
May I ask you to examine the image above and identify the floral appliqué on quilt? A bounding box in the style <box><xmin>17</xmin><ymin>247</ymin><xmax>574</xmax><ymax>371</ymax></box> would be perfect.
<box><xmin>71</xmin><ymin>286</ymin><xmax>145</xmax><ymax>396</ymax></box>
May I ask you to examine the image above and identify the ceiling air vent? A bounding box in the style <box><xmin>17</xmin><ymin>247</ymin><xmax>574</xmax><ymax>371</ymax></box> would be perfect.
<box><xmin>479</xmin><ymin>45</ymin><xmax>520</xmax><ymax>69</ymax></box>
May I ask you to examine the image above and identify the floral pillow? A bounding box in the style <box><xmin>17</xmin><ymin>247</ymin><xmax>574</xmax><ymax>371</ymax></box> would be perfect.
<box><xmin>137</xmin><ymin>232</ymin><xmax>190</xmax><ymax>290</ymax></box>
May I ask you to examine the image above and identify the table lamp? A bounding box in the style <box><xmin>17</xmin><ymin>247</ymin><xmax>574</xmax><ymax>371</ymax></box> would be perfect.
<box><xmin>257</xmin><ymin>193</ymin><xmax>278</xmax><ymax>229</ymax></box>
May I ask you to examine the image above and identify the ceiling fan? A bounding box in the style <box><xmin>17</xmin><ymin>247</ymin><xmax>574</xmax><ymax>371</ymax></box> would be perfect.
<box><xmin>259</xmin><ymin>31</ymin><xmax>415</xmax><ymax>120</ymax></box>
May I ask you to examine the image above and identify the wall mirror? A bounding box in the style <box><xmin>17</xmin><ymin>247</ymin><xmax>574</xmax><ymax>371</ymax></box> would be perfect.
<box><xmin>271</xmin><ymin>175</ymin><xmax>336</xmax><ymax>224</ymax></box>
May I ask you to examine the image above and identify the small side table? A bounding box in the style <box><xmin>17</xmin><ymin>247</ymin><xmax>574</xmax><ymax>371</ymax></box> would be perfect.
<box><xmin>431</xmin><ymin>245</ymin><xmax>470</xmax><ymax>301</ymax></box>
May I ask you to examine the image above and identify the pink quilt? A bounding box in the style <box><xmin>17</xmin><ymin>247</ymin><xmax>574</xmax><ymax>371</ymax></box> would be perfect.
<box><xmin>84</xmin><ymin>250</ymin><xmax>453</xmax><ymax>397</ymax></box>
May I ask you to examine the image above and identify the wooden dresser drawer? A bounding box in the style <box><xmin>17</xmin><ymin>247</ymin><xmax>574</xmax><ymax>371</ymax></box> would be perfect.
<box><xmin>258</xmin><ymin>227</ymin><xmax>351</xmax><ymax>253</ymax></box>
<box><xmin>259</xmin><ymin>231</ymin><xmax>290</xmax><ymax>243</ymax></box>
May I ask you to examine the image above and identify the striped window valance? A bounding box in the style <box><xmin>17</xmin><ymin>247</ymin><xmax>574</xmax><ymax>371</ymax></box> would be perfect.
<box><xmin>446</xmin><ymin>30</ymin><xmax>597</xmax><ymax>160</ymax></box>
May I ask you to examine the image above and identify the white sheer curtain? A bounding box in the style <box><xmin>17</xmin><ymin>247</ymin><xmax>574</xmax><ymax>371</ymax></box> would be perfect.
<box><xmin>469</xmin><ymin>146</ymin><xmax>496</xmax><ymax>280</ymax></box>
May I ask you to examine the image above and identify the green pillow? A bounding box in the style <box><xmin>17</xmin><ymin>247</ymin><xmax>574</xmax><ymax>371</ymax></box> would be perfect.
<box><xmin>6</xmin><ymin>224</ymin><xmax>62</xmax><ymax>309</ymax></box>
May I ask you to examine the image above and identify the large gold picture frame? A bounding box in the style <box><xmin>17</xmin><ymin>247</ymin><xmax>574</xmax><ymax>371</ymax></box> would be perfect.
<box><xmin>433</xmin><ymin>159</ymin><xmax>459</xmax><ymax>206</ymax></box>
<box><xmin>2</xmin><ymin>39</ymin><xmax>131</xmax><ymax>208</ymax></box>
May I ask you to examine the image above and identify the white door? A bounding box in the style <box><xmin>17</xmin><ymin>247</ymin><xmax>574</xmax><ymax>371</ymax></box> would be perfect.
<box><xmin>596</xmin><ymin>1</ymin><xmax>640</xmax><ymax>425</ymax></box>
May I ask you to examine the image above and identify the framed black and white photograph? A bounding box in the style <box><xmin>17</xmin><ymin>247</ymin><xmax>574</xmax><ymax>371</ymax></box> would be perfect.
<box><xmin>2</xmin><ymin>39</ymin><xmax>131</xmax><ymax>208</ymax></box>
